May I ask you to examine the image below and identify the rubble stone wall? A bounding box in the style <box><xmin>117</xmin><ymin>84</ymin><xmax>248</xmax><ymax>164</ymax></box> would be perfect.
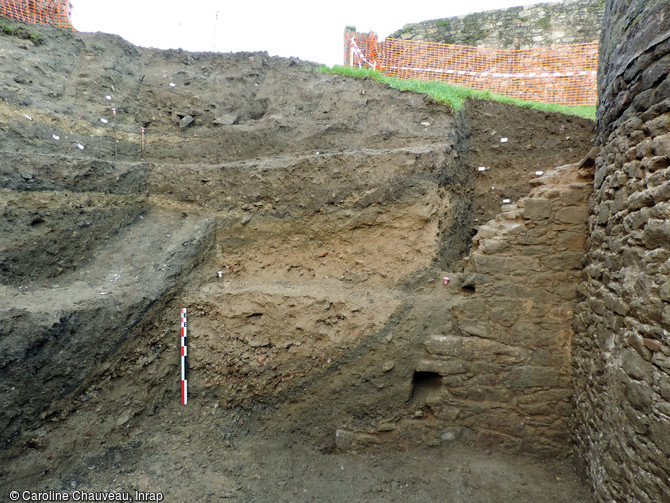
<box><xmin>417</xmin><ymin>161</ymin><xmax>593</xmax><ymax>456</ymax></box>
<box><xmin>572</xmin><ymin>0</ymin><xmax>670</xmax><ymax>501</ymax></box>
<box><xmin>390</xmin><ymin>0</ymin><xmax>603</xmax><ymax>49</ymax></box>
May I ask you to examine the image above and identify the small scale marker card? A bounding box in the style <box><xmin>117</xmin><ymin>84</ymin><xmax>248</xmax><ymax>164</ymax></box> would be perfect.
<box><xmin>180</xmin><ymin>308</ymin><xmax>188</xmax><ymax>404</ymax></box>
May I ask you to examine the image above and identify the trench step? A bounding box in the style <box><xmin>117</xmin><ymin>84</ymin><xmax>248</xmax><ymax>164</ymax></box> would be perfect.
<box><xmin>0</xmin><ymin>210</ymin><xmax>215</xmax><ymax>445</ymax></box>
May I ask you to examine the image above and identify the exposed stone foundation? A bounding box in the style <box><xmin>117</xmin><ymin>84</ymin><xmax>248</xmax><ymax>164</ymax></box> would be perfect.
<box><xmin>412</xmin><ymin>159</ymin><xmax>594</xmax><ymax>456</ymax></box>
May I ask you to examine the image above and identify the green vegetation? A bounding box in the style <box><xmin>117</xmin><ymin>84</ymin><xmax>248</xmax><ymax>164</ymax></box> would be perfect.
<box><xmin>630</xmin><ymin>13</ymin><xmax>641</xmax><ymax>28</ymax></box>
<box><xmin>435</xmin><ymin>19</ymin><xmax>455</xmax><ymax>44</ymax></box>
<box><xmin>0</xmin><ymin>22</ymin><xmax>14</xmax><ymax>36</ymax></box>
<box><xmin>345</xmin><ymin>26</ymin><xmax>356</xmax><ymax>32</ymax></box>
<box><xmin>0</xmin><ymin>22</ymin><xmax>45</xmax><ymax>45</ymax></box>
<box><xmin>92</xmin><ymin>43</ymin><xmax>106</xmax><ymax>52</ymax></box>
<box><xmin>14</xmin><ymin>26</ymin><xmax>30</xmax><ymax>39</ymax></box>
<box><xmin>319</xmin><ymin>65</ymin><xmax>596</xmax><ymax>120</ymax></box>
<box><xmin>537</xmin><ymin>15</ymin><xmax>551</xmax><ymax>30</ymax></box>
<box><xmin>29</xmin><ymin>32</ymin><xmax>44</xmax><ymax>46</ymax></box>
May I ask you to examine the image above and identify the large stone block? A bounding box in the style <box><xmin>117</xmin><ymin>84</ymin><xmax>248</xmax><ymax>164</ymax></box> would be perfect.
<box><xmin>636</xmin><ymin>137</ymin><xmax>654</xmax><ymax>159</ymax></box>
<box><xmin>623</xmin><ymin>208</ymin><xmax>651</xmax><ymax>231</ymax></box>
<box><xmin>603</xmin><ymin>290</ymin><xmax>630</xmax><ymax>315</ymax></box>
<box><xmin>479</xmin><ymin>238</ymin><xmax>510</xmax><ymax>254</ymax></box>
<box><xmin>424</xmin><ymin>334</ymin><xmax>464</xmax><ymax>357</ymax></box>
<box><xmin>647</xmin><ymin>168</ymin><xmax>670</xmax><ymax>190</ymax></box>
<box><xmin>660</xmin><ymin>280</ymin><xmax>670</xmax><ymax>302</ymax></box>
<box><xmin>623</xmin><ymin>377</ymin><xmax>654</xmax><ymax>409</ymax></box>
<box><xmin>645</xmin><ymin>114</ymin><xmax>670</xmax><ymax>136</ymax></box>
<box><xmin>523</xmin><ymin>198</ymin><xmax>552</xmax><ymax>220</ymax></box>
<box><xmin>473</xmin><ymin>253</ymin><xmax>540</xmax><ymax>274</ymax></box>
<box><xmin>624</xmin><ymin>51</ymin><xmax>655</xmax><ymax>83</ymax></box>
<box><xmin>556</xmin><ymin>231</ymin><xmax>587</xmax><ymax>250</ymax></box>
<box><xmin>595</xmin><ymin>201</ymin><xmax>611</xmax><ymax>225</ymax></box>
<box><xmin>510</xmin><ymin>321</ymin><xmax>556</xmax><ymax>347</ymax></box>
<box><xmin>555</xmin><ymin>281</ymin><xmax>579</xmax><ymax>301</ymax></box>
<box><xmin>643</xmin><ymin>220</ymin><xmax>670</xmax><ymax>249</ymax></box>
<box><xmin>649</xmin><ymin>419</ymin><xmax>670</xmax><ymax>456</ymax></box>
<box><xmin>660</xmin><ymin>375</ymin><xmax>670</xmax><ymax>401</ymax></box>
<box><xmin>643</xmin><ymin>155</ymin><xmax>670</xmax><ymax>173</ymax></box>
<box><xmin>453</xmin><ymin>298</ymin><xmax>489</xmax><ymax>317</ymax></box>
<box><xmin>652</xmin><ymin>132</ymin><xmax>670</xmax><ymax>157</ymax></box>
<box><xmin>652</xmin><ymin>181</ymin><xmax>670</xmax><ymax>203</ymax></box>
<box><xmin>541</xmin><ymin>251</ymin><xmax>585</xmax><ymax>271</ymax></box>
<box><xmin>458</xmin><ymin>320</ymin><xmax>500</xmax><ymax>339</ymax></box>
<box><xmin>531</xmin><ymin>348</ymin><xmax>558</xmax><ymax>366</ymax></box>
<box><xmin>555</xmin><ymin>205</ymin><xmax>590</xmax><ymax>224</ymax></box>
<box><xmin>416</xmin><ymin>357</ymin><xmax>468</xmax><ymax>376</ymax></box>
<box><xmin>493</xmin><ymin>282</ymin><xmax>549</xmax><ymax>299</ymax></box>
<box><xmin>424</xmin><ymin>334</ymin><xmax>525</xmax><ymax>360</ymax></box>
<box><xmin>662</xmin><ymin>305</ymin><xmax>670</xmax><ymax>326</ymax></box>
<box><xmin>505</xmin><ymin>366</ymin><xmax>559</xmax><ymax>388</ymax></box>
<box><xmin>622</xmin><ymin>348</ymin><xmax>654</xmax><ymax>382</ymax></box>
<box><xmin>516</xmin><ymin>244</ymin><xmax>555</xmax><ymax>258</ymax></box>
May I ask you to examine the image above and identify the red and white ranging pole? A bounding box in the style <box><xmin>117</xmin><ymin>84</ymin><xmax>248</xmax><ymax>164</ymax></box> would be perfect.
<box><xmin>180</xmin><ymin>308</ymin><xmax>188</xmax><ymax>405</ymax></box>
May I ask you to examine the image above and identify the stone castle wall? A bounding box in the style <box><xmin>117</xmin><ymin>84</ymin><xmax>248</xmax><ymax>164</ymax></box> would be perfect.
<box><xmin>573</xmin><ymin>0</ymin><xmax>670</xmax><ymax>501</ymax></box>
<box><xmin>390</xmin><ymin>0</ymin><xmax>603</xmax><ymax>49</ymax></box>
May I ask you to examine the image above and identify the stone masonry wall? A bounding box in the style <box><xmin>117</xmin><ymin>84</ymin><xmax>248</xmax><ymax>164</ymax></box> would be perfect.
<box><xmin>390</xmin><ymin>0</ymin><xmax>603</xmax><ymax>49</ymax></box>
<box><xmin>415</xmin><ymin>160</ymin><xmax>593</xmax><ymax>456</ymax></box>
<box><xmin>572</xmin><ymin>0</ymin><xmax>670</xmax><ymax>501</ymax></box>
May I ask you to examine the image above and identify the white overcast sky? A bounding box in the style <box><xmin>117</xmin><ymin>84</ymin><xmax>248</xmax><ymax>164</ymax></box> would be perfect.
<box><xmin>70</xmin><ymin>0</ymin><xmax>555</xmax><ymax>66</ymax></box>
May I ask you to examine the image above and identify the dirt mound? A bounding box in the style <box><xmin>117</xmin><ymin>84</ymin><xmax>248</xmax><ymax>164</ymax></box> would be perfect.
<box><xmin>0</xmin><ymin>18</ymin><xmax>594</xmax><ymax>502</ymax></box>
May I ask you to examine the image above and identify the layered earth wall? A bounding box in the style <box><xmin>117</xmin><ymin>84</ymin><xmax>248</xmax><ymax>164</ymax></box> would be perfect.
<box><xmin>0</xmin><ymin>20</ymin><xmax>595</xmax><ymax>464</ymax></box>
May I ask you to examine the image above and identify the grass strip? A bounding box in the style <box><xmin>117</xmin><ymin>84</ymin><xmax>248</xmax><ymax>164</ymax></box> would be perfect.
<box><xmin>319</xmin><ymin>65</ymin><xmax>595</xmax><ymax>120</ymax></box>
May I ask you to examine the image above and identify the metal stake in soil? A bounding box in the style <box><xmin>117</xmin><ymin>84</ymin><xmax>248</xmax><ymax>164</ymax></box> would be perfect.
<box><xmin>112</xmin><ymin>107</ymin><xmax>118</xmax><ymax>160</ymax></box>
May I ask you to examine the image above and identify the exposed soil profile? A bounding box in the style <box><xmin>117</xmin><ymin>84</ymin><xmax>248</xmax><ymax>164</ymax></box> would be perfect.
<box><xmin>0</xmin><ymin>19</ymin><xmax>595</xmax><ymax>502</ymax></box>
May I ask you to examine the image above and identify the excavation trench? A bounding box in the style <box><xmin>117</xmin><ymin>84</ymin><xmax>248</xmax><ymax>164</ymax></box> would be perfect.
<box><xmin>0</xmin><ymin>22</ymin><xmax>595</xmax><ymax>502</ymax></box>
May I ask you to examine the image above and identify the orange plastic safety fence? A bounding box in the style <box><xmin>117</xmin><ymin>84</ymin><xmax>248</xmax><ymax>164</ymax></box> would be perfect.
<box><xmin>0</xmin><ymin>0</ymin><xmax>72</xmax><ymax>29</ymax></box>
<box><xmin>344</xmin><ymin>30</ymin><xmax>598</xmax><ymax>107</ymax></box>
